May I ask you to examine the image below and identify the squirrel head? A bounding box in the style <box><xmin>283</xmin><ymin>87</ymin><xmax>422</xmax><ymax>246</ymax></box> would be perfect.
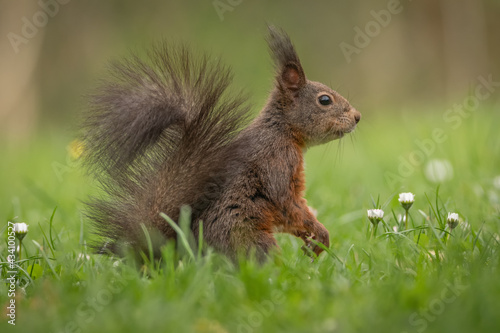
<box><xmin>267</xmin><ymin>26</ymin><xmax>361</xmax><ymax>147</ymax></box>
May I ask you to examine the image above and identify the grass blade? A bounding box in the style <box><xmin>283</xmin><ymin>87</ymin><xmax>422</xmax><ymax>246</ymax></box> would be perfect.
<box><xmin>160</xmin><ymin>213</ymin><xmax>195</xmax><ymax>260</ymax></box>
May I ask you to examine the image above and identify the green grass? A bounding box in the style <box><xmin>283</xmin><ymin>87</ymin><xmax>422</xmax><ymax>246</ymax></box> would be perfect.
<box><xmin>1</xmin><ymin>106</ymin><xmax>500</xmax><ymax>333</ymax></box>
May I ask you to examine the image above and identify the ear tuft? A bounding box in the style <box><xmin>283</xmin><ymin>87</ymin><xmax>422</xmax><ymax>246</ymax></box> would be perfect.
<box><xmin>267</xmin><ymin>26</ymin><xmax>306</xmax><ymax>92</ymax></box>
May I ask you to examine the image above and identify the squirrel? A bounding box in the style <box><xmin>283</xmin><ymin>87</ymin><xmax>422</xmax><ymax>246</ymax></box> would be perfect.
<box><xmin>81</xmin><ymin>26</ymin><xmax>361</xmax><ymax>262</ymax></box>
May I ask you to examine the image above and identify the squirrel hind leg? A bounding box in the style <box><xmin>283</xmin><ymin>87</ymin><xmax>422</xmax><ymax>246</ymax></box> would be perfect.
<box><xmin>229</xmin><ymin>224</ymin><xmax>279</xmax><ymax>263</ymax></box>
<box><xmin>201</xmin><ymin>213</ymin><xmax>279</xmax><ymax>263</ymax></box>
<box><xmin>253</xmin><ymin>231</ymin><xmax>279</xmax><ymax>263</ymax></box>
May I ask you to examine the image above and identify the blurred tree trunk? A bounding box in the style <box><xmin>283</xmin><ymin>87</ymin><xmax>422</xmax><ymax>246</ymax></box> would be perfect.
<box><xmin>439</xmin><ymin>0</ymin><xmax>490</xmax><ymax>101</ymax></box>
<box><xmin>0</xmin><ymin>2</ymin><xmax>43</xmax><ymax>143</ymax></box>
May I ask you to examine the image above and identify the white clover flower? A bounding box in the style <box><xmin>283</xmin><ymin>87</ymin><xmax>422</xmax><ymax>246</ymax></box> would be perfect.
<box><xmin>424</xmin><ymin>159</ymin><xmax>454</xmax><ymax>183</ymax></box>
<box><xmin>367</xmin><ymin>209</ymin><xmax>384</xmax><ymax>219</ymax></box>
<box><xmin>494</xmin><ymin>176</ymin><xmax>500</xmax><ymax>190</ymax></box>
<box><xmin>398</xmin><ymin>192</ymin><xmax>415</xmax><ymax>204</ymax></box>
<box><xmin>398</xmin><ymin>192</ymin><xmax>415</xmax><ymax>211</ymax></box>
<box><xmin>77</xmin><ymin>253</ymin><xmax>91</xmax><ymax>261</ymax></box>
<box><xmin>13</xmin><ymin>222</ymin><xmax>28</xmax><ymax>240</ymax></box>
<box><xmin>367</xmin><ymin>209</ymin><xmax>384</xmax><ymax>225</ymax></box>
<box><xmin>447</xmin><ymin>212</ymin><xmax>459</xmax><ymax>230</ymax></box>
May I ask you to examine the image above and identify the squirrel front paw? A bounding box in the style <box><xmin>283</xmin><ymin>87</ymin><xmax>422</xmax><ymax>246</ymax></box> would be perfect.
<box><xmin>296</xmin><ymin>222</ymin><xmax>330</xmax><ymax>257</ymax></box>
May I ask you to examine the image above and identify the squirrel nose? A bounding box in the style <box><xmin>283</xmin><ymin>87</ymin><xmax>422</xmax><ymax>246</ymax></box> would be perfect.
<box><xmin>350</xmin><ymin>109</ymin><xmax>361</xmax><ymax>123</ymax></box>
<box><xmin>354</xmin><ymin>112</ymin><xmax>361</xmax><ymax>123</ymax></box>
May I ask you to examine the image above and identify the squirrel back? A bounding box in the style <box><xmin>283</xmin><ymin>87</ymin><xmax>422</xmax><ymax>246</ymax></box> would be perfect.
<box><xmin>82</xmin><ymin>27</ymin><xmax>361</xmax><ymax>260</ymax></box>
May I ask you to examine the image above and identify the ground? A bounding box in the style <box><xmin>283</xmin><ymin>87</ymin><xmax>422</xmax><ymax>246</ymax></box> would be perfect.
<box><xmin>1</xmin><ymin>106</ymin><xmax>499</xmax><ymax>333</ymax></box>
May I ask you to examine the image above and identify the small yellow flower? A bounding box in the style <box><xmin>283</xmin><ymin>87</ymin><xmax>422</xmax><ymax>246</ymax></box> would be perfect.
<box><xmin>67</xmin><ymin>139</ymin><xmax>84</xmax><ymax>160</ymax></box>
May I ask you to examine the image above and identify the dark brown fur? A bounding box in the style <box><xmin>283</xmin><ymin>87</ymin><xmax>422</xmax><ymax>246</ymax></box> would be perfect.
<box><xmin>82</xmin><ymin>27</ymin><xmax>361</xmax><ymax>261</ymax></box>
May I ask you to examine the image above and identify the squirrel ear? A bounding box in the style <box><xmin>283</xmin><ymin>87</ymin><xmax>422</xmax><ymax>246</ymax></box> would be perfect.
<box><xmin>281</xmin><ymin>62</ymin><xmax>306</xmax><ymax>92</ymax></box>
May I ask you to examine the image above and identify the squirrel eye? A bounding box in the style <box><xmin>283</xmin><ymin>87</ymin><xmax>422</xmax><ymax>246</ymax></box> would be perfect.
<box><xmin>318</xmin><ymin>95</ymin><xmax>332</xmax><ymax>106</ymax></box>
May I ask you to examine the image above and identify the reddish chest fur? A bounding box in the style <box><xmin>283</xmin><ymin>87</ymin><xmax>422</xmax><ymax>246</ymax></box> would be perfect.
<box><xmin>273</xmin><ymin>141</ymin><xmax>309</xmax><ymax>233</ymax></box>
<box><xmin>290</xmin><ymin>143</ymin><xmax>306</xmax><ymax>199</ymax></box>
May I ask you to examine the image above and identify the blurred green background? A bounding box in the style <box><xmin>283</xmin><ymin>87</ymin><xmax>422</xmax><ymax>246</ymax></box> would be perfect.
<box><xmin>1</xmin><ymin>0</ymin><xmax>499</xmax><ymax>144</ymax></box>
<box><xmin>1</xmin><ymin>2</ymin><xmax>500</xmax><ymax>332</ymax></box>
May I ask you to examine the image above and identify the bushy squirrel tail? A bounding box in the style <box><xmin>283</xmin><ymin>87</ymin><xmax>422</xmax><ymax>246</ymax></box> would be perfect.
<box><xmin>81</xmin><ymin>42</ymin><xmax>250</xmax><ymax>254</ymax></box>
